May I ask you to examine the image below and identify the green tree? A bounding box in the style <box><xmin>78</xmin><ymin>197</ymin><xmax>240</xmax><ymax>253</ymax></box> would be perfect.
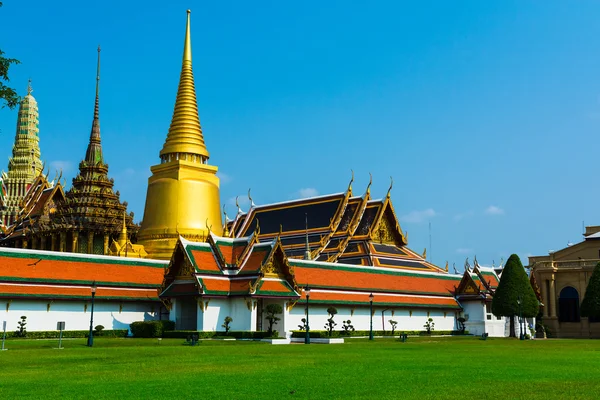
<box><xmin>581</xmin><ymin>262</ymin><xmax>600</xmax><ymax>321</ymax></box>
<box><xmin>492</xmin><ymin>254</ymin><xmax>539</xmax><ymax>337</ymax></box>
<box><xmin>0</xmin><ymin>3</ymin><xmax>21</xmax><ymax>109</ymax></box>
<box><xmin>265</xmin><ymin>304</ymin><xmax>282</xmax><ymax>336</ymax></box>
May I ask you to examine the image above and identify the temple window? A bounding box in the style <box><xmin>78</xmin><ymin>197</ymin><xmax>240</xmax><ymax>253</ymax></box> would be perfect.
<box><xmin>485</xmin><ymin>303</ymin><xmax>493</xmax><ymax>321</ymax></box>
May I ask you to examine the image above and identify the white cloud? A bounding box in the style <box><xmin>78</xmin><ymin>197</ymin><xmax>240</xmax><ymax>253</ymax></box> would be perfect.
<box><xmin>49</xmin><ymin>160</ymin><xmax>73</xmax><ymax>174</ymax></box>
<box><xmin>485</xmin><ymin>205</ymin><xmax>504</xmax><ymax>215</ymax></box>
<box><xmin>399</xmin><ymin>208</ymin><xmax>436</xmax><ymax>224</ymax></box>
<box><xmin>456</xmin><ymin>248</ymin><xmax>473</xmax><ymax>255</ymax></box>
<box><xmin>217</xmin><ymin>171</ymin><xmax>232</xmax><ymax>184</ymax></box>
<box><xmin>454</xmin><ymin>211</ymin><xmax>474</xmax><ymax>221</ymax></box>
<box><xmin>297</xmin><ymin>188</ymin><xmax>319</xmax><ymax>199</ymax></box>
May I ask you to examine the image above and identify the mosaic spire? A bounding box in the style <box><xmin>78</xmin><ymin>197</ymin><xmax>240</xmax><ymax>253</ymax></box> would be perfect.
<box><xmin>85</xmin><ymin>46</ymin><xmax>103</xmax><ymax>165</ymax></box>
<box><xmin>0</xmin><ymin>80</ymin><xmax>43</xmax><ymax>226</ymax></box>
<box><xmin>159</xmin><ymin>10</ymin><xmax>210</xmax><ymax>160</ymax></box>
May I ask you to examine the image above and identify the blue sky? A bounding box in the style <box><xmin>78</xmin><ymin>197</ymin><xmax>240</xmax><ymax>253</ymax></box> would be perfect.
<box><xmin>1</xmin><ymin>1</ymin><xmax>600</xmax><ymax>270</ymax></box>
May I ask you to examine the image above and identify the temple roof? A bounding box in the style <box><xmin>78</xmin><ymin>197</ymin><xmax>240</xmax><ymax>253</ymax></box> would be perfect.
<box><xmin>226</xmin><ymin>180</ymin><xmax>441</xmax><ymax>273</ymax></box>
<box><xmin>159</xmin><ymin>235</ymin><xmax>461</xmax><ymax>310</ymax></box>
<box><xmin>0</xmin><ymin>247</ymin><xmax>166</xmax><ymax>301</ymax></box>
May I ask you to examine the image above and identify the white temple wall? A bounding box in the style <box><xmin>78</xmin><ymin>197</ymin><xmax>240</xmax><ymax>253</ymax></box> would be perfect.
<box><xmin>260</xmin><ymin>298</ymin><xmax>288</xmax><ymax>337</ymax></box>
<box><xmin>1</xmin><ymin>299</ymin><xmax>159</xmax><ymax>332</ymax></box>
<box><xmin>228</xmin><ymin>298</ymin><xmax>253</xmax><ymax>331</ymax></box>
<box><xmin>202</xmin><ymin>298</ymin><xmax>230</xmax><ymax>331</ymax></box>
<box><xmin>287</xmin><ymin>305</ymin><xmax>457</xmax><ymax>333</ymax></box>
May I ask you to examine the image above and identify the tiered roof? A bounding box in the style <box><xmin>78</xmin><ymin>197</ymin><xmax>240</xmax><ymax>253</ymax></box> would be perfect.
<box><xmin>0</xmin><ymin>247</ymin><xmax>166</xmax><ymax>301</ymax></box>
<box><xmin>455</xmin><ymin>258</ymin><xmax>501</xmax><ymax>301</ymax></box>
<box><xmin>226</xmin><ymin>178</ymin><xmax>441</xmax><ymax>272</ymax></box>
<box><xmin>159</xmin><ymin>235</ymin><xmax>462</xmax><ymax>310</ymax></box>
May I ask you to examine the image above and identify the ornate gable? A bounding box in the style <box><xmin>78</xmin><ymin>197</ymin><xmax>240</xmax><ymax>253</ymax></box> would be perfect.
<box><xmin>456</xmin><ymin>271</ymin><xmax>481</xmax><ymax>295</ymax></box>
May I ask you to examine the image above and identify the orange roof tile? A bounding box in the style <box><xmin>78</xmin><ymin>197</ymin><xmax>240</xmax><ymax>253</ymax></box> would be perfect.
<box><xmin>255</xmin><ymin>279</ymin><xmax>297</xmax><ymax>296</ymax></box>
<box><xmin>0</xmin><ymin>283</ymin><xmax>158</xmax><ymax>301</ymax></box>
<box><xmin>188</xmin><ymin>247</ymin><xmax>221</xmax><ymax>273</ymax></box>
<box><xmin>291</xmin><ymin>261</ymin><xmax>459</xmax><ymax>296</ymax></box>
<box><xmin>0</xmin><ymin>248</ymin><xmax>165</xmax><ymax>287</ymax></box>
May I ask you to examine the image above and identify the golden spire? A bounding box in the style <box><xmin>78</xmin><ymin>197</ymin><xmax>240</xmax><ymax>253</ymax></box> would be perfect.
<box><xmin>27</xmin><ymin>79</ymin><xmax>33</xmax><ymax>95</ymax></box>
<box><xmin>118</xmin><ymin>210</ymin><xmax>127</xmax><ymax>247</ymax></box>
<box><xmin>160</xmin><ymin>10</ymin><xmax>209</xmax><ymax>160</ymax></box>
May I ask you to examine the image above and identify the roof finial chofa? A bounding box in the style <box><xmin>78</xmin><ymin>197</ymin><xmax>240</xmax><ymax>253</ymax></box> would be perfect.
<box><xmin>304</xmin><ymin>213</ymin><xmax>311</xmax><ymax>260</ymax></box>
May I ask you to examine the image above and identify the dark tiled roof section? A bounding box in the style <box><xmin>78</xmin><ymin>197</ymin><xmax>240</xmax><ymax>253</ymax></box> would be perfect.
<box><xmin>243</xmin><ymin>198</ymin><xmax>342</xmax><ymax>236</ymax></box>
<box><xmin>356</xmin><ymin>204</ymin><xmax>381</xmax><ymax>236</ymax></box>
<box><xmin>372</xmin><ymin>243</ymin><xmax>408</xmax><ymax>256</ymax></box>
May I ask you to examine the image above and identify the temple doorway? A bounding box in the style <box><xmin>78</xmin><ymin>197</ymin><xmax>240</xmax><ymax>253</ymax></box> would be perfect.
<box><xmin>558</xmin><ymin>286</ymin><xmax>580</xmax><ymax>323</ymax></box>
<box><xmin>176</xmin><ymin>297</ymin><xmax>198</xmax><ymax>330</ymax></box>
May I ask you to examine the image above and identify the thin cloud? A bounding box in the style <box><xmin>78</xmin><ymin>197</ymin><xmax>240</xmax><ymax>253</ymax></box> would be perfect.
<box><xmin>454</xmin><ymin>211</ymin><xmax>474</xmax><ymax>221</ymax></box>
<box><xmin>217</xmin><ymin>171</ymin><xmax>232</xmax><ymax>184</ymax></box>
<box><xmin>399</xmin><ymin>208</ymin><xmax>436</xmax><ymax>224</ymax></box>
<box><xmin>485</xmin><ymin>205</ymin><xmax>504</xmax><ymax>215</ymax></box>
<box><xmin>456</xmin><ymin>248</ymin><xmax>473</xmax><ymax>255</ymax></box>
<box><xmin>297</xmin><ymin>188</ymin><xmax>319</xmax><ymax>199</ymax></box>
<box><xmin>49</xmin><ymin>160</ymin><xmax>73</xmax><ymax>174</ymax></box>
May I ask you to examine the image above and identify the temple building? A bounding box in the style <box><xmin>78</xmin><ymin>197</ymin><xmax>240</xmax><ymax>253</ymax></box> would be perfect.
<box><xmin>529</xmin><ymin>225</ymin><xmax>600</xmax><ymax>338</ymax></box>
<box><xmin>0</xmin><ymin>48</ymin><xmax>140</xmax><ymax>256</ymax></box>
<box><xmin>0</xmin><ymin>81</ymin><xmax>44</xmax><ymax>228</ymax></box>
<box><xmin>0</xmin><ymin>10</ymin><xmax>511</xmax><ymax>338</ymax></box>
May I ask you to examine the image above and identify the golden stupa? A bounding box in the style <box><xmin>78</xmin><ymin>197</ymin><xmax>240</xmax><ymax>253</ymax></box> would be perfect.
<box><xmin>137</xmin><ymin>10</ymin><xmax>223</xmax><ymax>260</ymax></box>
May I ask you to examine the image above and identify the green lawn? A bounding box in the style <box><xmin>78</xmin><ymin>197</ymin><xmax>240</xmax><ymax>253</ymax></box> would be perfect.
<box><xmin>1</xmin><ymin>336</ymin><xmax>599</xmax><ymax>399</ymax></box>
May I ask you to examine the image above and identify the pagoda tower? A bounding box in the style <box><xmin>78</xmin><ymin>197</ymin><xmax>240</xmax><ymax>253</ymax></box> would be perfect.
<box><xmin>138</xmin><ymin>10</ymin><xmax>222</xmax><ymax>260</ymax></box>
<box><xmin>51</xmin><ymin>46</ymin><xmax>137</xmax><ymax>254</ymax></box>
<box><xmin>0</xmin><ymin>81</ymin><xmax>44</xmax><ymax>227</ymax></box>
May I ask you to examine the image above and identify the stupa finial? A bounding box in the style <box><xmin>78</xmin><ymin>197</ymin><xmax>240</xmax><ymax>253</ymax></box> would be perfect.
<box><xmin>84</xmin><ymin>46</ymin><xmax>103</xmax><ymax>164</ymax></box>
<box><xmin>160</xmin><ymin>10</ymin><xmax>209</xmax><ymax>160</ymax></box>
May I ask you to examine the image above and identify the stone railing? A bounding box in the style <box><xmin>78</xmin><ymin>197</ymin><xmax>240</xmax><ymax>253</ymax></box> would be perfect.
<box><xmin>532</xmin><ymin>259</ymin><xmax>599</xmax><ymax>270</ymax></box>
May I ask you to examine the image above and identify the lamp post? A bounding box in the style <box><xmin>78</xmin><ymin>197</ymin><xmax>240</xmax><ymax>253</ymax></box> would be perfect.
<box><xmin>517</xmin><ymin>294</ymin><xmax>524</xmax><ymax>341</ymax></box>
<box><xmin>369</xmin><ymin>293</ymin><xmax>374</xmax><ymax>341</ymax></box>
<box><xmin>87</xmin><ymin>281</ymin><xmax>97</xmax><ymax>347</ymax></box>
<box><xmin>304</xmin><ymin>284</ymin><xmax>311</xmax><ymax>345</ymax></box>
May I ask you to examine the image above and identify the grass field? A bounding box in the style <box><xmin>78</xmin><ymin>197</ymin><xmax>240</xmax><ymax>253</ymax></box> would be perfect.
<box><xmin>1</xmin><ymin>336</ymin><xmax>599</xmax><ymax>399</ymax></box>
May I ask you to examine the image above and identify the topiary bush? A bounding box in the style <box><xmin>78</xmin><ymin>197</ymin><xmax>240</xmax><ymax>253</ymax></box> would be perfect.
<box><xmin>130</xmin><ymin>320</ymin><xmax>175</xmax><ymax>338</ymax></box>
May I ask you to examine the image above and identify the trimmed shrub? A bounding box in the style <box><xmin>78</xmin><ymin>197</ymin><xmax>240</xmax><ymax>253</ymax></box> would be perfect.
<box><xmin>290</xmin><ymin>330</ymin><xmax>469</xmax><ymax>338</ymax></box>
<box><xmin>4</xmin><ymin>329</ymin><xmax>128</xmax><ymax>339</ymax></box>
<box><xmin>130</xmin><ymin>320</ymin><xmax>175</xmax><ymax>338</ymax></box>
<box><xmin>492</xmin><ymin>254</ymin><xmax>539</xmax><ymax>337</ymax></box>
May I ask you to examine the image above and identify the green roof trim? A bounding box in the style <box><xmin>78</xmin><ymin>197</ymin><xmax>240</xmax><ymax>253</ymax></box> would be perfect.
<box><xmin>290</xmin><ymin>260</ymin><xmax>462</xmax><ymax>281</ymax></box>
<box><xmin>0</xmin><ymin>249</ymin><xmax>167</xmax><ymax>269</ymax></box>
<box><xmin>0</xmin><ymin>293</ymin><xmax>159</xmax><ymax>301</ymax></box>
<box><xmin>295</xmin><ymin>283</ymin><xmax>454</xmax><ymax>297</ymax></box>
<box><xmin>0</xmin><ymin>276</ymin><xmax>160</xmax><ymax>288</ymax></box>
<box><xmin>308</xmin><ymin>299</ymin><xmax>460</xmax><ymax>309</ymax></box>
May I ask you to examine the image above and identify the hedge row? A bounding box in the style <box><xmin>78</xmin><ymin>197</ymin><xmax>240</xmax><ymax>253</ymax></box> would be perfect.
<box><xmin>3</xmin><ymin>329</ymin><xmax>129</xmax><ymax>339</ymax></box>
<box><xmin>290</xmin><ymin>330</ymin><xmax>469</xmax><ymax>338</ymax></box>
<box><xmin>129</xmin><ymin>320</ymin><xmax>175</xmax><ymax>338</ymax></box>
<box><xmin>162</xmin><ymin>330</ymin><xmax>272</xmax><ymax>339</ymax></box>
